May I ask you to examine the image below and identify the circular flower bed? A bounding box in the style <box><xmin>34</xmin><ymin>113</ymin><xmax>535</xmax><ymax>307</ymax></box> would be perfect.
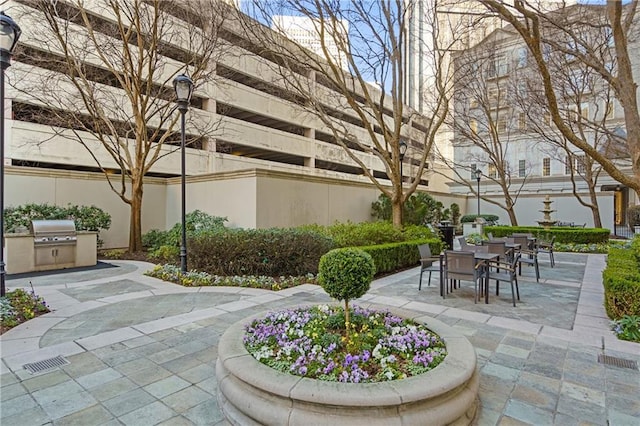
<box><xmin>243</xmin><ymin>305</ymin><xmax>447</xmax><ymax>383</ymax></box>
<box><xmin>217</xmin><ymin>305</ymin><xmax>479</xmax><ymax>425</ymax></box>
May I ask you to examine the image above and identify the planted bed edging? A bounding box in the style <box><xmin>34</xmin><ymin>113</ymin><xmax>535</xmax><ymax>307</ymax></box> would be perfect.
<box><xmin>216</xmin><ymin>306</ymin><xmax>479</xmax><ymax>426</ymax></box>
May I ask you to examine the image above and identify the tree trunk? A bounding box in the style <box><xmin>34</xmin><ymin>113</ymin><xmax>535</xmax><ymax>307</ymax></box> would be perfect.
<box><xmin>344</xmin><ymin>299</ymin><xmax>350</xmax><ymax>342</ymax></box>
<box><xmin>128</xmin><ymin>180</ymin><xmax>144</xmax><ymax>252</ymax></box>
<box><xmin>507</xmin><ymin>209</ymin><xmax>518</xmax><ymax>226</ymax></box>
<box><xmin>392</xmin><ymin>200</ymin><xmax>403</xmax><ymax>228</ymax></box>
<box><xmin>589</xmin><ymin>191</ymin><xmax>602</xmax><ymax>228</ymax></box>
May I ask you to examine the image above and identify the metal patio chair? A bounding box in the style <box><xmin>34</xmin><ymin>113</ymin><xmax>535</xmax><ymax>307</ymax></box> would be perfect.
<box><xmin>418</xmin><ymin>244</ymin><xmax>440</xmax><ymax>290</ymax></box>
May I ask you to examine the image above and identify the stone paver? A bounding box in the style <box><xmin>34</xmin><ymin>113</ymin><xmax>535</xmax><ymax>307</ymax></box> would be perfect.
<box><xmin>1</xmin><ymin>254</ymin><xmax>638</xmax><ymax>425</ymax></box>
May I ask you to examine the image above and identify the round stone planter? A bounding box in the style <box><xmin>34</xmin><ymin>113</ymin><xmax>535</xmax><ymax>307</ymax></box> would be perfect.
<box><xmin>216</xmin><ymin>306</ymin><xmax>479</xmax><ymax>426</ymax></box>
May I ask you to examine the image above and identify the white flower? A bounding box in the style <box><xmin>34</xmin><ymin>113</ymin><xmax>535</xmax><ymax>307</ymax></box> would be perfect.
<box><xmin>253</xmin><ymin>345</ymin><xmax>273</xmax><ymax>361</ymax></box>
<box><xmin>372</xmin><ymin>344</ymin><xmax>383</xmax><ymax>359</ymax></box>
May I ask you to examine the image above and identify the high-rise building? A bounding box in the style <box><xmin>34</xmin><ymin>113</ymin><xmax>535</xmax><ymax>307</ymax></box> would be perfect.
<box><xmin>448</xmin><ymin>2</ymin><xmax>636</xmax><ymax>230</ymax></box>
<box><xmin>271</xmin><ymin>15</ymin><xmax>349</xmax><ymax>70</ymax></box>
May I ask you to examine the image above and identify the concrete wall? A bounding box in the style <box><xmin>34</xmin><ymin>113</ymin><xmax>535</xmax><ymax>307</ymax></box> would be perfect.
<box><xmin>5</xmin><ymin>167</ymin><xmax>166</xmax><ymax>249</ymax></box>
<box><xmin>9</xmin><ymin>166</ymin><xmax>461</xmax><ymax>249</ymax></box>
<box><xmin>466</xmin><ymin>192</ymin><xmax>615</xmax><ymax>229</ymax></box>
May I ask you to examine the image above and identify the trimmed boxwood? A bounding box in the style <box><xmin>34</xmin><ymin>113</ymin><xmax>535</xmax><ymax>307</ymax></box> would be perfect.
<box><xmin>485</xmin><ymin>226</ymin><xmax>609</xmax><ymax>244</ymax></box>
<box><xmin>356</xmin><ymin>238</ymin><xmax>444</xmax><ymax>275</ymax></box>
<box><xmin>188</xmin><ymin>228</ymin><xmax>335</xmax><ymax>276</ymax></box>
<box><xmin>318</xmin><ymin>248</ymin><xmax>376</xmax><ymax>302</ymax></box>
<box><xmin>460</xmin><ymin>214</ymin><xmax>499</xmax><ymax>224</ymax></box>
<box><xmin>603</xmin><ymin>239</ymin><xmax>640</xmax><ymax>319</ymax></box>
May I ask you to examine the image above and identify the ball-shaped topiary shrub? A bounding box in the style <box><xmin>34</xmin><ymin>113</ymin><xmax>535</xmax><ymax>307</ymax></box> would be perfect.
<box><xmin>318</xmin><ymin>248</ymin><xmax>376</xmax><ymax>301</ymax></box>
<box><xmin>318</xmin><ymin>248</ymin><xmax>376</xmax><ymax>339</ymax></box>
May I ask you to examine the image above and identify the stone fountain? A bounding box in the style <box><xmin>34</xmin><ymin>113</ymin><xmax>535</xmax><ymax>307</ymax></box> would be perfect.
<box><xmin>537</xmin><ymin>195</ymin><xmax>558</xmax><ymax>230</ymax></box>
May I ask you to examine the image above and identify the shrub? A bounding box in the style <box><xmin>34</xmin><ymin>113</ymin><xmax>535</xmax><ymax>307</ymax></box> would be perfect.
<box><xmin>485</xmin><ymin>226</ymin><xmax>610</xmax><ymax>244</ymax></box>
<box><xmin>4</xmin><ymin>203</ymin><xmax>111</xmax><ymax>247</ymax></box>
<box><xmin>300</xmin><ymin>221</ymin><xmax>438</xmax><ymax>248</ymax></box>
<box><xmin>450</xmin><ymin>203</ymin><xmax>461</xmax><ymax>226</ymax></box>
<box><xmin>358</xmin><ymin>239</ymin><xmax>443</xmax><ymax>275</ymax></box>
<box><xmin>142</xmin><ymin>210</ymin><xmax>227</xmax><ymax>250</ymax></box>
<box><xmin>318</xmin><ymin>248</ymin><xmax>376</xmax><ymax>337</ymax></box>
<box><xmin>460</xmin><ymin>214</ymin><xmax>499</xmax><ymax>224</ymax></box>
<box><xmin>318</xmin><ymin>248</ymin><xmax>376</xmax><ymax>303</ymax></box>
<box><xmin>149</xmin><ymin>245</ymin><xmax>180</xmax><ymax>262</ymax></box>
<box><xmin>603</xmin><ymin>242</ymin><xmax>640</xmax><ymax>319</ymax></box>
<box><xmin>628</xmin><ymin>205</ymin><xmax>640</xmax><ymax>226</ymax></box>
<box><xmin>188</xmin><ymin>228</ymin><xmax>334</xmax><ymax>276</ymax></box>
<box><xmin>371</xmin><ymin>193</ymin><xmax>448</xmax><ymax>225</ymax></box>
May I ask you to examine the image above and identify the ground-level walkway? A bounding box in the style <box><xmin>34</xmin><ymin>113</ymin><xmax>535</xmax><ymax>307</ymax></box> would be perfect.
<box><xmin>1</xmin><ymin>253</ymin><xmax>638</xmax><ymax>425</ymax></box>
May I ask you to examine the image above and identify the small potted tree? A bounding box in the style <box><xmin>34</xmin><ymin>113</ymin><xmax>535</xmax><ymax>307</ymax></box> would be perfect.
<box><xmin>628</xmin><ymin>205</ymin><xmax>640</xmax><ymax>234</ymax></box>
<box><xmin>317</xmin><ymin>248</ymin><xmax>376</xmax><ymax>340</ymax></box>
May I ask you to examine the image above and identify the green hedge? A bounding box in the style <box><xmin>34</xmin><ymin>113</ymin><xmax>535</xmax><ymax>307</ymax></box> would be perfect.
<box><xmin>188</xmin><ymin>228</ymin><xmax>334</xmax><ymax>276</ymax></box>
<box><xmin>4</xmin><ymin>203</ymin><xmax>111</xmax><ymax>247</ymax></box>
<box><xmin>603</xmin><ymin>237</ymin><xmax>640</xmax><ymax>319</ymax></box>
<box><xmin>460</xmin><ymin>214</ymin><xmax>499</xmax><ymax>224</ymax></box>
<box><xmin>484</xmin><ymin>226</ymin><xmax>610</xmax><ymax>244</ymax></box>
<box><xmin>355</xmin><ymin>238</ymin><xmax>444</xmax><ymax>276</ymax></box>
<box><xmin>299</xmin><ymin>221</ymin><xmax>438</xmax><ymax>248</ymax></box>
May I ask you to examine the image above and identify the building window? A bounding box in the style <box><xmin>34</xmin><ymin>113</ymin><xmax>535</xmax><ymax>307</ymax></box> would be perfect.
<box><xmin>580</xmin><ymin>102</ymin><xmax>590</xmax><ymax>120</ymax></box>
<box><xmin>470</xmin><ymin>119</ymin><xmax>478</xmax><ymax>135</ymax></box>
<box><xmin>516</xmin><ymin>81</ymin><xmax>527</xmax><ymax>98</ymax></box>
<box><xmin>470</xmin><ymin>163</ymin><xmax>477</xmax><ymax>179</ymax></box>
<box><xmin>605</xmin><ymin>102</ymin><xmax>614</xmax><ymax>120</ymax></box>
<box><xmin>567</xmin><ymin>105</ymin><xmax>578</xmax><ymax>122</ymax></box>
<box><xmin>488</xmin><ymin>163</ymin><xmax>497</xmax><ymax>178</ymax></box>
<box><xmin>576</xmin><ymin>155</ymin><xmax>586</xmax><ymax>173</ymax></box>
<box><xmin>565</xmin><ymin>156</ymin><xmax>572</xmax><ymax>174</ymax></box>
<box><xmin>542</xmin><ymin>157</ymin><xmax>550</xmax><ymax>176</ymax></box>
<box><xmin>488</xmin><ymin>87</ymin><xmax>498</xmax><ymax>103</ymax></box>
<box><xmin>542</xmin><ymin>44</ymin><xmax>552</xmax><ymax>62</ymax></box>
<box><xmin>518</xmin><ymin>160</ymin><xmax>525</xmax><ymax>177</ymax></box>
<box><xmin>497</xmin><ymin>117</ymin><xmax>508</xmax><ymax>133</ymax></box>
<box><xmin>518</xmin><ymin>112</ymin><xmax>526</xmax><ymax>131</ymax></box>
<box><xmin>515</xmin><ymin>47</ymin><xmax>527</xmax><ymax>68</ymax></box>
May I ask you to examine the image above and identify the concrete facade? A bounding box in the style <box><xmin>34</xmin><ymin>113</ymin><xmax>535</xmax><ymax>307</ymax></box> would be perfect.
<box><xmin>448</xmin><ymin>5</ymin><xmax>638</xmax><ymax>229</ymax></box>
<box><xmin>2</xmin><ymin>0</ymin><xmax>446</xmax><ymax>248</ymax></box>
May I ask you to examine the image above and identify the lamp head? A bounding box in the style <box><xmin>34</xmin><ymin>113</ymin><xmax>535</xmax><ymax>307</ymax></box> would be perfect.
<box><xmin>173</xmin><ymin>74</ymin><xmax>194</xmax><ymax>110</ymax></box>
<box><xmin>474</xmin><ymin>169</ymin><xmax>482</xmax><ymax>181</ymax></box>
<box><xmin>0</xmin><ymin>11</ymin><xmax>21</xmax><ymax>68</ymax></box>
<box><xmin>399</xmin><ymin>140</ymin><xmax>408</xmax><ymax>160</ymax></box>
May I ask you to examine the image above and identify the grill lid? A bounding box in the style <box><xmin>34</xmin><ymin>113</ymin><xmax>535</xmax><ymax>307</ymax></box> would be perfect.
<box><xmin>30</xmin><ymin>219</ymin><xmax>77</xmax><ymax>236</ymax></box>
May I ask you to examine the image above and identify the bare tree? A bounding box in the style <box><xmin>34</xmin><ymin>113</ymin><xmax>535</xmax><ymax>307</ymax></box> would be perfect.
<box><xmin>449</xmin><ymin>36</ymin><xmax>532</xmax><ymax>225</ymax></box>
<box><xmin>10</xmin><ymin>0</ymin><xmax>231</xmax><ymax>251</ymax></box>
<box><xmin>520</xmin><ymin>31</ymin><xmax>622</xmax><ymax>228</ymax></box>
<box><xmin>480</xmin><ymin>0</ymin><xmax>640</xmax><ymax>200</ymax></box>
<box><xmin>236</xmin><ymin>0</ymin><xmax>459</xmax><ymax>227</ymax></box>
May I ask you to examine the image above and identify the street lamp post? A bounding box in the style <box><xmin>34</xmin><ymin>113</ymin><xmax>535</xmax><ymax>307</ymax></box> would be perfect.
<box><xmin>173</xmin><ymin>74</ymin><xmax>194</xmax><ymax>274</ymax></box>
<box><xmin>0</xmin><ymin>12</ymin><xmax>21</xmax><ymax>297</ymax></box>
<box><xmin>399</xmin><ymin>140</ymin><xmax>408</xmax><ymax>186</ymax></box>
<box><xmin>474</xmin><ymin>169</ymin><xmax>482</xmax><ymax>217</ymax></box>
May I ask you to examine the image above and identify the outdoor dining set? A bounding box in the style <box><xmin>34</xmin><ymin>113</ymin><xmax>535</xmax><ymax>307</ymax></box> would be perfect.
<box><xmin>418</xmin><ymin>234</ymin><xmax>556</xmax><ymax>307</ymax></box>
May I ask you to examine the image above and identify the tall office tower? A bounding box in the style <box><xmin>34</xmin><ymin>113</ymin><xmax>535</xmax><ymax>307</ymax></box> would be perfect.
<box><xmin>404</xmin><ymin>0</ymin><xmax>575</xmax><ymax>170</ymax></box>
<box><xmin>271</xmin><ymin>15</ymin><xmax>349</xmax><ymax>70</ymax></box>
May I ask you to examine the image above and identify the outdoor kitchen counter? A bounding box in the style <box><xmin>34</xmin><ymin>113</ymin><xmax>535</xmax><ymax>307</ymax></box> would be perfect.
<box><xmin>5</xmin><ymin>231</ymin><xmax>97</xmax><ymax>274</ymax></box>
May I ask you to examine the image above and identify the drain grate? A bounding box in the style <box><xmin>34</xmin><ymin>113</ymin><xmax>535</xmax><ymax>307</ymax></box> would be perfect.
<box><xmin>23</xmin><ymin>355</ymin><xmax>69</xmax><ymax>374</ymax></box>
<box><xmin>597</xmin><ymin>354</ymin><xmax>638</xmax><ymax>370</ymax></box>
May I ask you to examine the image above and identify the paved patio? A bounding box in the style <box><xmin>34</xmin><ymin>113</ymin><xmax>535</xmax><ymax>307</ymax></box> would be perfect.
<box><xmin>1</xmin><ymin>253</ymin><xmax>638</xmax><ymax>425</ymax></box>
